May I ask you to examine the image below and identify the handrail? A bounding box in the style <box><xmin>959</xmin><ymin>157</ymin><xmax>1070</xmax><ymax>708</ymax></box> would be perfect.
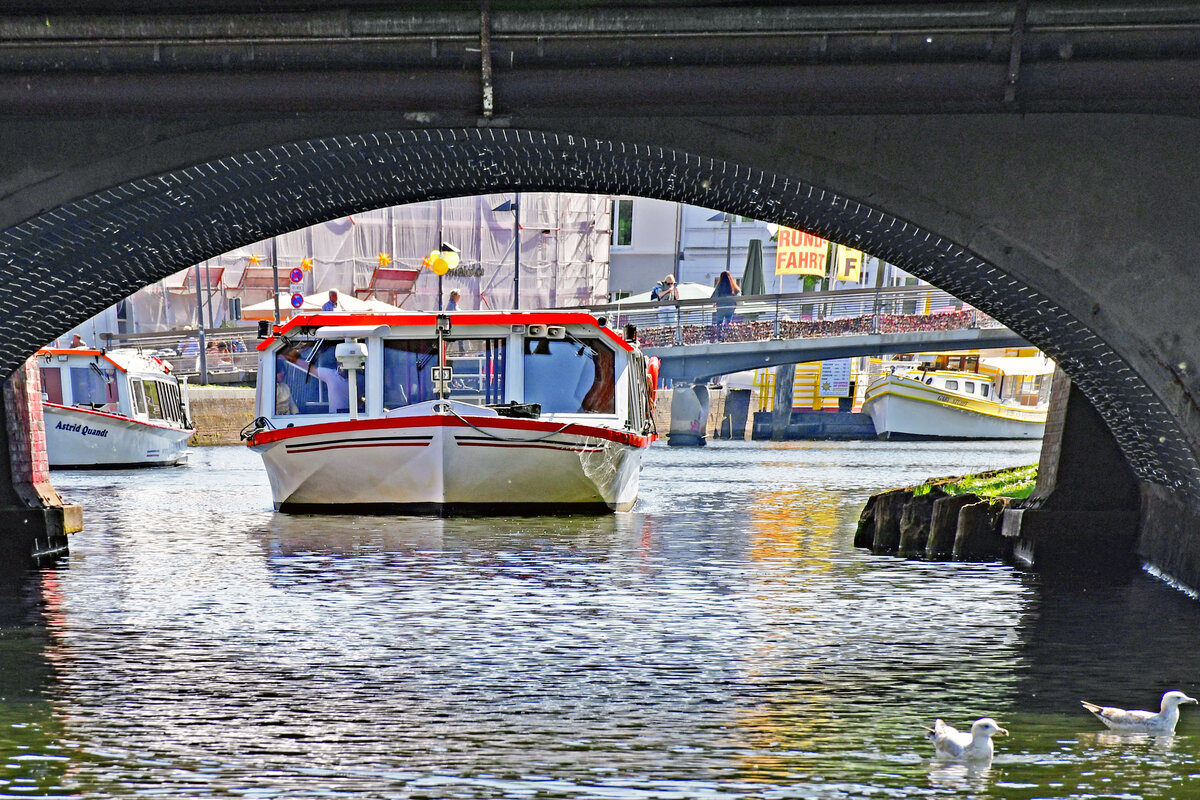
<box><xmin>577</xmin><ymin>286</ymin><xmax>1004</xmax><ymax>349</ymax></box>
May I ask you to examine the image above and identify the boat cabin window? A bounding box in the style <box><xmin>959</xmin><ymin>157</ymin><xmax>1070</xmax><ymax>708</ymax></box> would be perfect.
<box><xmin>523</xmin><ymin>337</ymin><xmax>615</xmax><ymax>413</ymax></box>
<box><xmin>69</xmin><ymin>365</ymin><xmax>119</xmax><ymax>411</ymax></box>
<box><xmin>381</xmin><ymin>338</ymin><xmax>439</xmax><ymax>409</ymax></box>
<box><xmin>137</xmin><ymin>379</ymin><xmax>186</xmax><ymax>425</ymax></box>
<box><xmin>944</xmin><ymin>379</ymin><xmax>959</xmax><ymax>391</ymax></box>
<box><xmin>980</xmin><ymin>384</ymin><xmax>989</xmax><ymax>398</ymax></box>
<box><xmin>964</xmin><ymin>381</ymin><xmax>976</xmax><ymax>394</ymax></box>
<box><xmin>444</xmin><ymin>338</ymin><xmax>506</xmax><ymax>405</ymax></box>
<box><xmin>131</xmin><ymin>381</ymin><xmax>147</xmax><ymax>416</ymax></box>
<box><xmin>39</xmin><ymin>367</ymin><xmax>63</xmax><ymax>405</ymax></box>
<box><xmin>276</xmin><ymin>342</ymin><xmax>365</xmax><ymax>415</ymax></box>
<box><xmin>935</xmin><ymin>354</ymin><xmax>979</xmax><ymax>372</ymax></box>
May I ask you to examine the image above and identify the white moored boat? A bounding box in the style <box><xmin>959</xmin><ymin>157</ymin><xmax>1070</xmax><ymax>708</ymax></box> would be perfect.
<box><xmin>242</xmin><ymin>310</ymin><xmax>659</xmax><ymax>514</ymax></box>
<box><xmin>38</xmin><ymin>347</ymin><xmax>194</xmax><ymax>468</ymax></box>
<box><xmin>862</xmin><ymin>352</ymin><xmax>1053</xmax><ymax>440</ymax></box>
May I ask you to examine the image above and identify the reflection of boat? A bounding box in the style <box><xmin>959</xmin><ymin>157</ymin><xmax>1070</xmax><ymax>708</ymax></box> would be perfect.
<box><xmin>242</xmin><ymin>311</ymin><xmax>657</xmax><ymax>514</ymax></box>
<box><xmin>38</xmin><ymin>348</ymin><xmax>193</xmax><ymax>467</ymax></box>
<box><xmin>861</xmin><ymin>352</ymin><xmax>1052</xmax><ymax>440</ymax></box>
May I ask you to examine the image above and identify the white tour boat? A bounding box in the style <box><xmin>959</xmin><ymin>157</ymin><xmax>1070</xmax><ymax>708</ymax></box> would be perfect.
<box><xmin>242</xmin><ymin>310</ymin><xmax>659</xmax><ymax>514</ymax></box>
<box><xmin>861</xmin><ymin>352</ymin><xmax>1053</xmax><ymax>440</ymax></box>
<box><xmin>38</xmin><ymin>347</ymin><xmax>194</xmax><ymax>467</ymax></box>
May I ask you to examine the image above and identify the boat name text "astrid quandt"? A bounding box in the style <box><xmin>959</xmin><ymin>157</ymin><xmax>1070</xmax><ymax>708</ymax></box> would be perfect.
<box><xmin>54</xmin><ymin>420</ymin><xmax>110</xmax><ymax>438</ymax></box>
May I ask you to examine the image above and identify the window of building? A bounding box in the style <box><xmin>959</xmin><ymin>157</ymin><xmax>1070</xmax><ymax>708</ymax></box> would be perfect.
<box><xmin>612</xmin><ymin>199</ymin><xmax>633</xmax><ymax>247</ymax></box>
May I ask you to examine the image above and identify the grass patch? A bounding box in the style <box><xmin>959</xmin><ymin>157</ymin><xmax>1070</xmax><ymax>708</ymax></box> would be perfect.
<box><xmin>912</xmin><ymin>464</ymin><xmax>1037</xmax><ymax>500</ymax></box>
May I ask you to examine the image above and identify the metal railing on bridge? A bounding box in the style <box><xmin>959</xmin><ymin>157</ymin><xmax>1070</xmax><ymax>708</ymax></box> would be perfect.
<box><xmin>581</xmin><ymin>286</ymin><xmax>1003</xmax><ymax>349</ymax></box>
<box><xmin>98</xmin><ymin>325</ymin><xmax>260</xmax><ymax>384</ymax></box>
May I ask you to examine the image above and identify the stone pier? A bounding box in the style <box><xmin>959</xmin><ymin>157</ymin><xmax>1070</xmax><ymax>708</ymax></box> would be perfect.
<box><xmin>0</xmin><ymin>358</ymin><xmax>81</xmax><ymax>568</ymax></box>
<box><xmin>1002</xmin><ymin>368</ymin><xmax>1140</xmax><ymax>574</ymax></box>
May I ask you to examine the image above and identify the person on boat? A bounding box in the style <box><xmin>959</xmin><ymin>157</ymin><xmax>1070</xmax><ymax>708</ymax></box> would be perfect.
<box><xmin>445</xmin><ymin>289</ymin><xmax>461</xmax><ymax>311</ymax></box>
<box><xmin>321</xmin><ymin>289</ymin><xmax>341</xmax><ymax>312</ymax></box>
<box><xmin>281</xmin><ymin>346</ymin><xmax>350</xmax><ymax>414</ymax></box>
<box><xmin>712</xmin><ymin>270</ymin><xmax>740</xmax><ymax>328</ymax></box>
<box><xmin>69</xmin><ymin>333</ymin><xmax>87</xmax><ymax>348</ymax></box>
<box><xmin>274</xmin><ymin>360</ymin><xmax>299</xmax><ymax>415</ymax></box>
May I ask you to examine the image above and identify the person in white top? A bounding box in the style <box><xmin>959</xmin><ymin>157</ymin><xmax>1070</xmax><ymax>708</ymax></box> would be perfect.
<box><xmin>281</xmin><ymin>347</ymin><xmax>349</xmax><ymax>413</ymax></box>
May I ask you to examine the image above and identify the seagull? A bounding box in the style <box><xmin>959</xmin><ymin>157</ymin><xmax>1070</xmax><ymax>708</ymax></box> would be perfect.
<box><xmin>1081</xmin><ymin>690</ymin><xmax>1198</xmax><ymax>734</ymax></box>
<box><xmin>924</xmin><ymin>717</ymin><xmax>1008</xmax><ymax>761</ymax></box>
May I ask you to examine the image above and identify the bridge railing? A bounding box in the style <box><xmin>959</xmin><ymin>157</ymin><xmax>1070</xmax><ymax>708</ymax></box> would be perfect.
<box><xmin>583</xmin><ymin>286</ymin><xmax>1002</xmax><ymax>348</ymax></box>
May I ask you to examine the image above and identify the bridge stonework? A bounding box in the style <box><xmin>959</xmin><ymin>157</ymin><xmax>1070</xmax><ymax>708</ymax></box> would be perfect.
<box><xmin>0</xmin><ymin>120</ymin><xmax>1195</xmax><ymax>587</ymax></box>
<box><xmin>0</xmin><ymin>357</ymin><xmax>79</xmax><ymax>565</ymax></box>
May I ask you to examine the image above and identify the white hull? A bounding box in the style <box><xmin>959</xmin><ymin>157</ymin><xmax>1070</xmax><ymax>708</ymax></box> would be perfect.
<box><xmin>45</xmin><ymin>404</ymin><xmax>192</xmax><ymax>467</ymax></box>
<box><xmin>862</xmin><ymin>376</ymin><xmax>1046</xmax><ymax>440</ymax></box>
<box><xmin>250</xmin><ymin>405</ymin><xmax>646</xmax><ymax>513</ymax></box>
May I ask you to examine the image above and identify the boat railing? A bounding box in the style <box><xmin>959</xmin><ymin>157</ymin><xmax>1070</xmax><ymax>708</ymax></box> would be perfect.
<box><xmin>98</xmin><ymin>324</ymin><xmax>260</xmax><ymax>384</ymax></box>
<box><xmin>577</xmin><ymin>286</ymin><xmax>1003</xmax><ymax>348</ymax></box>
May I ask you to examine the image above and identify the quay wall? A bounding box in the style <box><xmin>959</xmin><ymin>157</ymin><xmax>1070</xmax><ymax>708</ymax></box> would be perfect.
<box><xmin>188</xmin><ymin>386</ymin><xmax>255</xmax><ymax>446</ymax></box>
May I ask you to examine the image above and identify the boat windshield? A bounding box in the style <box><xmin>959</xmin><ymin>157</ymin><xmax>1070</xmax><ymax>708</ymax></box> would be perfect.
<box><xmin>275</xmin><ymin>341</ymin><xmax>365</xmax><ymax>415</ymax></box>
<box><xmin>382</xmin><ymin>338</ymin><xmax>440</xmax><ymax>410</ymax></box>
<box><xmin>523</xmin><ymin>337</ymin><xmax>615</xmax><ymax>413</ymax></box>
<box><xmin>444</xmin><ymin>338</ymin><xmax>506</xmax><ymax>406</ymax></box>
<box><xmin>69</xmin><ymin>364</ymin><xmax>119</xmax><ymax>411</ymax></box>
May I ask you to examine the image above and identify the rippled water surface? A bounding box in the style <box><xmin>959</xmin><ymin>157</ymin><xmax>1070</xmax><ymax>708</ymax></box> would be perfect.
<box><xmin>3</xmin><ymin>440</ymin><xmax>1200</xmax><ymax>798</ymax></box>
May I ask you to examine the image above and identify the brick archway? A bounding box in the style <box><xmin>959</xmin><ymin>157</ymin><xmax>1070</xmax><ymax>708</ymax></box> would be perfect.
<box><xmin>0</xmin><ymin>127</ymin><xmax>1192</xmax><ymax>494</ymax></box>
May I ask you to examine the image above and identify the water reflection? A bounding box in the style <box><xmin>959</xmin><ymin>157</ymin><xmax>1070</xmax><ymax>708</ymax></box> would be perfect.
<box><xmin>3</xmin><ymin>440</ymin><xmax>1194</xmax><ymax>797</ymax></box>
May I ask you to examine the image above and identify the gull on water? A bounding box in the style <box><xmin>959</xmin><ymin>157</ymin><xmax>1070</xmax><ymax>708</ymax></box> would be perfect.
<box><xmin>924</xmin><ymin>717</ymin><xmax>1008</xmax><ymax>761</ymax></box>
<box><xmin>1080</xmin><ymin>690</ymin><xmax>1198</xmax><ymax>734</ymax></box>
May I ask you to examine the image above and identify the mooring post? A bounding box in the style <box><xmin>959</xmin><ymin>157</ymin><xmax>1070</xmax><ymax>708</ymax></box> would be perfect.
<box><xmin>0</xmin><ymin>357</ymin><xmax>81</xmax><ymax>568</ymax></box>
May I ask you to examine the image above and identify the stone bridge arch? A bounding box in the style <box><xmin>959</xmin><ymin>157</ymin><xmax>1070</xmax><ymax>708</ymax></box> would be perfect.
<box><xmin>0</xmin><ymin>126</ymin><xmax>1190</xmax><ymax>564</ymax></box>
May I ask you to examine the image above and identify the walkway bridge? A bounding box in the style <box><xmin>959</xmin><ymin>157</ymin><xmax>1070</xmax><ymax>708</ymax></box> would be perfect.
<box><xmin>586</xmin><ymin>287</ymin><xmax>1029</xmax><ymax>382</ymax></box>
<box><xmin>2</xmin><ymin>3</ymin><xmax>1200</xmax><ymax>588</ymax></box>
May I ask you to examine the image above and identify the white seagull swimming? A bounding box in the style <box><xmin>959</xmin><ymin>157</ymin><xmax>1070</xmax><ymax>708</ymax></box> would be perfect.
<box><xmin>1080</xmin><ymin>690</ymin><xmax>1198</xmax><ymax>734</ymax></box>
<box><xmin>924</xmin><ymin>717</ymin><xmax>1008</xmax><ymax>761</ymax></box>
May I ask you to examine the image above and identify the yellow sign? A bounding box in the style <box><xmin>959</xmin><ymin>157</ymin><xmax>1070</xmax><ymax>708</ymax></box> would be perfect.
<box><xmin>774</xmin><ymin>227</ymin><xmax>829</xmax><ymax>276</ymax></box>
<box><xmin>832</xmin><ymin>245</ymin><xmax>863</xmax><ymax>282</ymax></box>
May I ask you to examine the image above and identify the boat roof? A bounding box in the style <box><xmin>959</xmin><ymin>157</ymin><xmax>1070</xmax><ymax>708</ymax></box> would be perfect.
<box><xmin>978</xmin><ymin>356</ymin><xmax>1056</xmax><ymax>376</ymax></box>
<box><xmin>38</xmin><ymin>347</ymin><xmax>174</xmax><ymax>375</ymax></box>
<box><xmin>258</xmin><ymin>310</ymin><xmax>636</xmax><ymax>352</ymax></box>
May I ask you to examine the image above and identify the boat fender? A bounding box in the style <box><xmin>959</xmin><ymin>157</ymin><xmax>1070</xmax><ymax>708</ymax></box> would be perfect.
<box><xmin>646</xmin><ymin>357</ymin><xmax>660</xmax><ymax>413</ymax></box>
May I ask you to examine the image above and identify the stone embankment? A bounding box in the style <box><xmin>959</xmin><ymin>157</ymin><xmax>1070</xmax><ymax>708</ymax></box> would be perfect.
<box><xmin>187</xmin><ymin>386</ymin><xmax>255</xmax><ymax>446</ymax></box>
<box><xmin>855</xmin><ymin>467</ymin><xmax>1034</xmax><ymax>561</ymax></box>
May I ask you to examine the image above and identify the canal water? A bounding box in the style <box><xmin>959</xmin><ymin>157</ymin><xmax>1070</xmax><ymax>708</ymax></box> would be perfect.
<box><xmin>3</xmin><ymin>440</ymin><xmax>1200</xmax><ymax>798</ymax></box>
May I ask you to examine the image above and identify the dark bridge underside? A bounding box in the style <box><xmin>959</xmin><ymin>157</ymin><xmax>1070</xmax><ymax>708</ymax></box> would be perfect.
<box><xmin>0</xmin><ymin>127</ymin><xmax>1194</xmax><ymax>502</ymax></box>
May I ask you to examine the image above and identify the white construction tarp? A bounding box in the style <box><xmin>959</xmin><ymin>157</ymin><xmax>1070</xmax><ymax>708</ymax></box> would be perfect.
<box><xmin>137</xmin><ymin>192</ymin><xmax>613</xmax><ymax>332</ymax></box>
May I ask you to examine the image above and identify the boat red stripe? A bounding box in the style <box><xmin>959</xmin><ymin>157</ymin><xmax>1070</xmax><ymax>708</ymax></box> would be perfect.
<box><xmin>250</xmin><ymin>415</ymin><xmax>652</xmax><ymax>449</ymax></box>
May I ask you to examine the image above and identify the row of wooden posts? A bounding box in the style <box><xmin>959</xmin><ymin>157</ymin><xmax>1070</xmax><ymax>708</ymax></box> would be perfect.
<box><xmin>854</xmin><ymin>485</ymin><xmax>1015</xmax><ymax>560</ymax></box>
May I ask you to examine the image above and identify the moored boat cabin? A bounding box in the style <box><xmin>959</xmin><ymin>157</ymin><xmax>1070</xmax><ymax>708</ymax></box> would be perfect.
<box><xmin>905</xmin><ymin>352</ymin><xmax>1053</xmax><ymax>408</ymax></box>
<box><xmin>38</xmin><ymin>348</ymin><xmax>190</xmax><ymax>429</ymax></box>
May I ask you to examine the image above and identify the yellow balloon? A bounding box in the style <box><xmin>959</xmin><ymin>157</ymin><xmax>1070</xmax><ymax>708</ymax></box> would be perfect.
<box><xmin>429</xmin><ymin>254</ymin><xmax>450</xmax><ymax>276</ymax></box>
<box><xmin>442</xmin><ymin>250</ymin><xmax>461</xmax><ymax>270</ymax></box>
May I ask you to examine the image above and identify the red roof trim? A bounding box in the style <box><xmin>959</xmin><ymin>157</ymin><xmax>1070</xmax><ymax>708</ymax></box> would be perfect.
<box><xmin>257</xmin><ymin>311</ymin><xmax>635</xmax><ymax>352</ymax></box>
